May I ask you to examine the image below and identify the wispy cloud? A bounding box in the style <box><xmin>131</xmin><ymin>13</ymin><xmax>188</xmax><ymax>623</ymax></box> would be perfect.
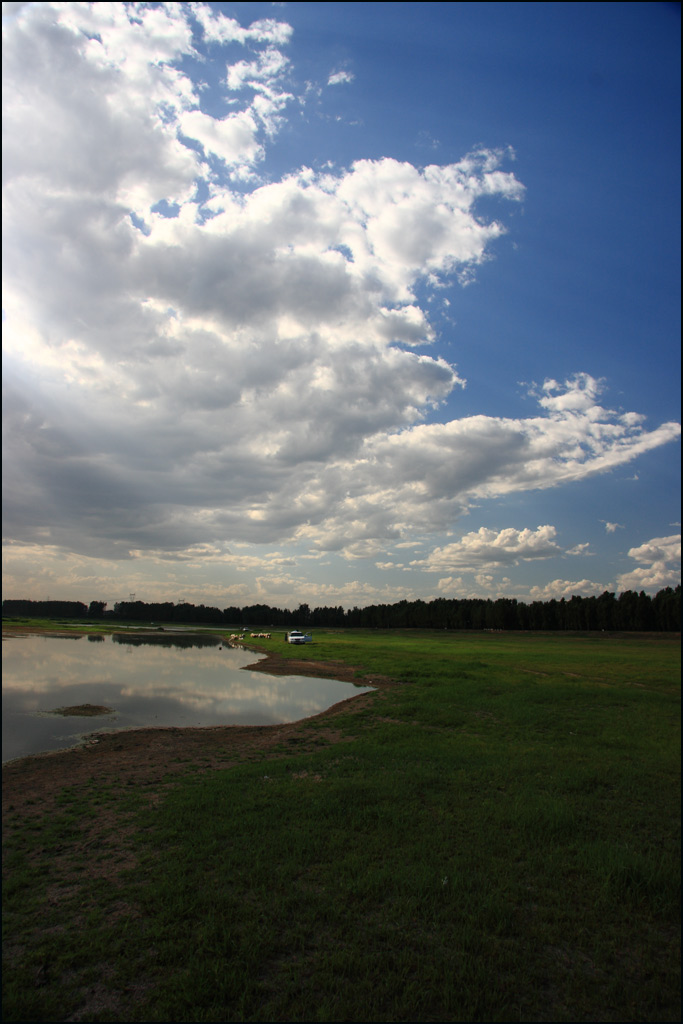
<box><xmin>328</xmin><ymin>69</ymin><xmax>354</xmax><ymax>86</ymax></box>
<box><xmin>194</xmin><ymin>6</ymin><xmax>293</xmax><ymax>46</ymax></box>
<box><xmin>566</xmin><ymin>543</ymin><xmax>591</xmax><ymax>556</ymax></box>
<box><xmin>602</xmin><ymin>521</ymin><xmax>625</xmax><ymax>533</ymax></box>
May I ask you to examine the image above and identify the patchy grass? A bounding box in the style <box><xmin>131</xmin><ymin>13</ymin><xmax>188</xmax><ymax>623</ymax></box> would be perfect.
<box><xmin>3</xmin><ymin>630</ymin><xmax>680</xmax><ymax>1021</ymax></box>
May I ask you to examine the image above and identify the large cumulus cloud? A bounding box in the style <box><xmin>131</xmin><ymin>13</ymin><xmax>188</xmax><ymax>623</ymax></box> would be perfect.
<box><xmin>2</xmin><ymin>2</ymin><xmax>680</xmax><ymax>579</ymax></box>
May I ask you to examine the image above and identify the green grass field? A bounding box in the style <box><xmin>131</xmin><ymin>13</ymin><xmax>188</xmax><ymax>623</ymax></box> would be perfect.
<box><xmin>2</xmin><ymin>628</ymin><xmax>680</xmax><ymax>1022</ymax></box>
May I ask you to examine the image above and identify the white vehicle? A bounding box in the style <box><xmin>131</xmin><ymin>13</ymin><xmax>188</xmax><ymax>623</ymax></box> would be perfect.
<box><xmin>287</xmin><ymin>630</ymin><xmax>313</xmax><ymax>644</ymax></box>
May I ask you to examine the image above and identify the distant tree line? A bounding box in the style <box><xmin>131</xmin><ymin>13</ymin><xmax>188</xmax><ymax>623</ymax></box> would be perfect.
<box><xmin>2</xmin><ymin>586</ymin><xmax>680</xmax><ymax>632</ymax></box>
<box><xmin>2</xmin><ymin>600</ymin><xmax>105</xmax><ymax>619</ymax></box>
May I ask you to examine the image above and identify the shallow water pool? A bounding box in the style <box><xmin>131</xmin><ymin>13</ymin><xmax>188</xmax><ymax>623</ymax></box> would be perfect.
<box><xmin>2</xmin><ymin>633</ymin><xmax>372</xmax><ymax>762</ymax></box>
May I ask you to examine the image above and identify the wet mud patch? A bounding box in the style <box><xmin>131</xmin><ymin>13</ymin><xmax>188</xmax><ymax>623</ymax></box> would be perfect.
<box><xmin>48</xmin><ymin>704</ymin><xmax>115</xmax><ymax>717</ymax></box>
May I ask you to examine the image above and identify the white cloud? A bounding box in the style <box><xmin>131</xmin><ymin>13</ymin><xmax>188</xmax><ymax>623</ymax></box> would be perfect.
<box><xmin>226</xmin><ymin>47</ymin><xmax>290</xmax><ymax>91</ymax></box>
<box><xmin>566</xmin><ymin>543</ymin><xmax>591</xmax><ymax>555</ymax></box>
<box><xmin>328</xmin><ymin>69</ymin><xmax>354</xmax><ymax>86</ymax></box>
<box><xmin>434</xmin><ymin>573</ymin><xmax>523</xmax><ymax>599</ymax></box>
<box><xmin>332</xmin><ymin>153</ymin><xmax>525</xmax><ymax>301</ymax></box>
<box><xmin>436</xmin><ymin>577</ymin><xmax>465</xmax><ymax>593</ymax></box>
<box><xmin>529</xmin><ymin>579</ymin><xmax>611</xmax><ymax>601</ymax></box>
<box><xmin>2</xmin><ymin>1</ymin><xmax>295</xmax><ymax>201</ymax></box>
<box><xmin>414</xmin><ymin>525</ymin><xmax>564</xmax><ymax>573</ymax></box>
<box><xmin>2</xmin><ymin>3</ymin><xmax>30</xmax><ymax>17</ymax></box>
<box><xmin>2</xmin><ymin>9</ymin><xmax>199</xmax><ymax>211</ymax></box>
<box><xmin>628</xmin><ymin>534</ymin><xmax>681</xmax><ymax>566</ymax></box>
<box><xmin>193</xmin><ymin>6</ymin><xmax>293</xmax><ymax>47</ymax></box>
<box><xmin>296</xmin><ymin>377</ymin><xmax>679</xmax><ymax>556</ymax></box>
<box><xmin>179</xmin><ymin>108</ymin><xmax>263</xmax><ymax>166</ymax></box>
<box><xmin>602</xmin><ymin>521</ymin><xmax>624</xmax><ymax>533</ymax></box>
<box><xmin>616</xmin><ymin>535</ymin><xmax>681</xmax><ymax>593</ymax></box>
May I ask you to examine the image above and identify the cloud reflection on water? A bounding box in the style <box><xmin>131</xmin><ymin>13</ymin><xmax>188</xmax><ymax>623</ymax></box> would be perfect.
<box><xmin>2</xmin><ymin>634</ymin><xmax>372</xmax><ymax>761</ymax></box>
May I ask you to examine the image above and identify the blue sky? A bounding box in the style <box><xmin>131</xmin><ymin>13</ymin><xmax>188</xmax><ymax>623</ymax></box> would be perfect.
<box><xmin>2</xmin><ymin>1</ymin><xmax>680</xmax><ymax>610</ymax></box>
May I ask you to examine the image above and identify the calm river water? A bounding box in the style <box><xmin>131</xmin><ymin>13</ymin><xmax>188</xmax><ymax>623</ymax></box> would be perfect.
<box><xmin>2</xmin><ymin>633</ymin><xmax>372</xmax><ymax>762</ymax></box>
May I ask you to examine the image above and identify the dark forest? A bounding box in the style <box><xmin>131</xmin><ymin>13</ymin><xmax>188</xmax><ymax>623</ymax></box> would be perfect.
<box><xmin>3</xmin><ymin>585</ymin><xmax>680</xmax><ymax>632</ymax></box>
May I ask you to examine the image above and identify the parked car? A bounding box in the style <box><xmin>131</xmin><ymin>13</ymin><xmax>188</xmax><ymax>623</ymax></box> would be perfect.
<box><xmin>287</xmin><ymin>630</ymin><xmax>313</xmax><ymax>644</ymax></box>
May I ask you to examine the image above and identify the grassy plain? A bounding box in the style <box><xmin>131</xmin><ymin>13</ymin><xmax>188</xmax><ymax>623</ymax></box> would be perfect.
<box><xmin>2</xmin><ymin>627</ymin><xmax>680</xmax><ymax>1022</ymax></box>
